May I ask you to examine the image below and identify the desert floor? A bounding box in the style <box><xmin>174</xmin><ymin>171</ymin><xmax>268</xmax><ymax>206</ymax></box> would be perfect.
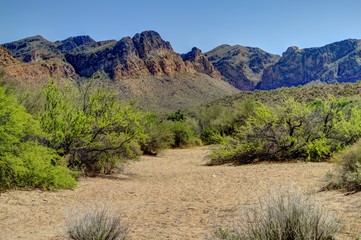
<box><xmin>1</xmin><ymin>146</ymin><xmax>360</xmax><ymax>239</ymax></box>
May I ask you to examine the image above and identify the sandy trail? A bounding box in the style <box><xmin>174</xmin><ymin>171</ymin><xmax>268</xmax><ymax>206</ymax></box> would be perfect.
<box><xmin>0</xmin><ymin>146</ymin><xmax>360</xmax><ymax>239</ymax></box>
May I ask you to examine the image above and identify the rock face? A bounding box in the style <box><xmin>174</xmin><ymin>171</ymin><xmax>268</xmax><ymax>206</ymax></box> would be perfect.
<box><xmin>182</xmin><ymin>47</ymin><xmax>221</xmax><ymax>79</ymax></box>
<box><xmin>0</xmin><ymin>46</ymin><xmax>75</xmax><ymax>81</ymax></box>
<box><xmin>206</xmin><ymin>45</ymin><xmax>281</xmax><ymax>90</ymax></box>
<box><xmin>64</xmin><ymin>31</ymin><xmax>190</xmax><ymax>78</ymax></box>
<box><xmin>2</xmin><ymin>30</ymin><xmax>224</xmax><ymax>82</ymax></box>
<box><xmin>258</xmin><ymin>39</ymin><xmax>361</xmax><ymax>89</ymax></box>
<box><xmin>0</xmin><ymin>46</ymin><xmax>20</xmax><ymax>66</ymax></box>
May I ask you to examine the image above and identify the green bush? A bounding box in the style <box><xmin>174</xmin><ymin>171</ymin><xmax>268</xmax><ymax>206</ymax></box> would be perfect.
<box><xmin>170</xmin><ymin>119</ymin><xmax>201</xmax><ymax>148</ymax></box>
<box><xmin>0</xmin><ymin>85</ymin><xmax>76</xmax><ymax>190</ymax></box>
<box><xmin>212</xmin><ymin>187</ymin><xmax>339</xmax><ymax>240</ymax></box>
<box><xmin>41</xmin><ymin>80</ymin><xmax>145</xmax><ymax>175</ymax></box>
<box><xmin>210</xmin><ymin>97</ymin><xmax>361</xmax><ymax>165</ymax></box>
<box><xmin>141</xmin><ymin>114</ymin><xmax>175</xmax><ymax>155</ymax></box>
<box><xmin>67</xmin><ymin>204</ymin><xmax>129</xmax><ymax>240</ymax></box>
<box><xmin>326</xmin><ymin>140</ymin><xmax>361</xmax><ymax>192</ymax></box>
<box><xmin>200</xmin><ymin>127</ymin><xmax>224</xmax><ymax>145</ymax></box>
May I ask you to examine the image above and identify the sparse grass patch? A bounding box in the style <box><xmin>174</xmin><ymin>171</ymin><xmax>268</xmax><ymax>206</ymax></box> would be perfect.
<box><xmin>67</xmin><ymin>204</ymin><xmax>129</xmax><ymax>240</ymax></box>
<box><xmin>211</xmin><ymin>187</ymin><xmax>339</xmax><ymax>240</ymax></box>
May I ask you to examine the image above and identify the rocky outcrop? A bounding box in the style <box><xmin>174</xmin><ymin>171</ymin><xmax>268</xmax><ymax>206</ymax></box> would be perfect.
<box><xmin>0</xmin><ymin>46</ymin><xmax>21</xmax><ymax>66</ymax></box>
<box><xmin>66</xmin><ymin>31</ymin><xmax>192</xmax><ymax>78</ymax></box>
<box><xmin>0</xmin><ymin>45</ymin><xmax>75</xmax><ymax>81</ymax></box>
<box><xmin>56</xmin><ymin>35</ymin><xmax>96</xmax><ymax>51</ymax></box>
<box><xmin>258</xmin><ymin>39</ymin><xmax>361</xmax><ymax>89</ymax></box>
<box><xmin>182</xmin><ymin>47</ymin><xmax>221</xmax><ymax>79</ymax></box>
<box><xmin>206</xmin><ymin>45</ymin><xmax>280</xmax><ymax>90</ymax></box>
<box><xmin>4</xmin><ymin>61</ymin><xmax>76</xmax><ymax>81</ymax></box>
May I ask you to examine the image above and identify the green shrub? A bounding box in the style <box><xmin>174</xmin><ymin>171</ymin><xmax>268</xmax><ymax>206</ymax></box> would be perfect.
<box><xmin>41</xmin><ymin>80</ymin><xmax>145</xmax><ymax>175</ymax></box>
<box><xmin>141</xmin><ymin>114</ymin><xmax>175</xmax><ymax>155</ymax></box>
<box><xmin>210</xmin><ymin>97</ymin><xmax>361</xmax><ymax>165</ymax></box>
<box><xmin>0</xmin><ymin>85</ymin><xmax>76</xmax><ymax>190</ymax></box>
<box><xmin>200</xmin><ymin>127</ymin><xmax>224</xmax><ymax>145</ymax></box>
<box><xmin>326</xmin><ymin>140</ymin><xmax>361</xmax><ymax>192</ymax></box>
<box><xmin>67</xmin><ymin>204</ymin><xmax>129</xmax><ymax>240</ymax></box>
<box><xmin>212</xmin><ymin>187</ymin><xmax>339</xmax><ymax>240</ymax></box>
<box><xmin>170</xmin><ymin>119</ymin><xmax>201</xmax><ymax>148</ymax></box>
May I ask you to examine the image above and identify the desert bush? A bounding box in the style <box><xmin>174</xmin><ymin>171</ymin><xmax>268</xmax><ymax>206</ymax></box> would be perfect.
<box><xmin>41</xmin><ymin>80</ymin><xmax>145</xmax><ymax>175</ymax></box>
<box><xmin>200</xmin><ymin>127</ymin><xmax>224</xmax><ymax>145</ymax></box>
<box><xmin>0</xmin><ymin>85</ymin><xmax>76</xmax><ymax>190</ymax></box>
<box><xmin>210</xmin><ymin>97</ymin><xmax>361</xmax><ymax>165</ymax></box>
<box><xmin>211</xmin><ymin>187</ymin><xmax>339</xmax><ymax>240</ymax></box>
<box><xmin>141</xmin><ymin>113</ymin><xmax>175</xmax><ymax>155</ymax></box>
<box><xmin>67</xmin><ymin>204</ymin><xmax>129</xmax><ymax>240</ymax></box>
<box><xmin>326</xmin><ymin>140</ymin><xmax>361</xmax><ymax>192</ymax></box>
<box><xmin>170</xmin><ymin>118</ymin><xmax>201</xmax><ymax>148</ymax></box>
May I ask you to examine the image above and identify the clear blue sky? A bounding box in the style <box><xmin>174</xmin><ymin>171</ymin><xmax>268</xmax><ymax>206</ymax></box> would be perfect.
<box><xmin>1</xmin><ymin>0</ymin><xmax>361</xmax><ymax>55</ymax></box>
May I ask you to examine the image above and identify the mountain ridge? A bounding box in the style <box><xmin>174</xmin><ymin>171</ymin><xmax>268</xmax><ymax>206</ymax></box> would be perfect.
<box><xmin>2</xmin><ymin>31</ymin><xmax>361</xmax><ymax>93</ymax></box>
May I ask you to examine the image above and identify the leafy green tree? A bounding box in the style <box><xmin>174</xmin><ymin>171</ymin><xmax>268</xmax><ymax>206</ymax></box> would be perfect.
<box><xmin>0</xmin><ymin>85</ymin><xmax>76</xmax><ymax>190</ymax></box>
<box><xmin>41</xmin><ymin>80</ymin><xmax>145</xmax><ymax>175</ymax></box>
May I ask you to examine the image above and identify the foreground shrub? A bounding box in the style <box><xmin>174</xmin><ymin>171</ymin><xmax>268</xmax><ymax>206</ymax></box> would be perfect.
<box><xmin>67</xmin><ymin>204</ymin><xmax>129</xmax><ymax>240</ymax></box>
<box><xmin>326</xmin><ymin>140</ymin><xmax>361</xmax><ymax>192</ymax></box>
<box><xmin>0</xmin><ymin>85</ymin><xmax>76</xmax><ymax>190</ymax></box>
<box><xmin>212</xmin><ymin>187</ymin><xmax>339</xmax><ymax>240</ymax></box>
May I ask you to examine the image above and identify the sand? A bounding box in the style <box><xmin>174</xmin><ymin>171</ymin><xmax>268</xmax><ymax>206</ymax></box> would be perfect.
<box><xmin>0</xmin><ymin>146</ymin><xmax>360</xmax><ymax>239</ymax></box>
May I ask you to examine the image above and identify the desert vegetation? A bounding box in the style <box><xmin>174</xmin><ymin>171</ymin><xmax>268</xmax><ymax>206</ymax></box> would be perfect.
<box><xmin>3</xmin><ymin>76</ymin><xmax>361</xmax><ymax>191</ymax></box>
<box><xmin>211</xmin><ymin>187</ymin><xmax>339</xmax><ymax>240</ymax></box>
<box><xmin>67</xmin><ymin>204</ymin><xmax>129</xmax><ymax>240</ymax></box>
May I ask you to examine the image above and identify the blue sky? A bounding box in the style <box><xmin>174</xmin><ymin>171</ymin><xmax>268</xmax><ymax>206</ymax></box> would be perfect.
<box><xmin>1</xmin><ymin>0</ymin><xmax>361</xmax><ymax>55</ymax></box>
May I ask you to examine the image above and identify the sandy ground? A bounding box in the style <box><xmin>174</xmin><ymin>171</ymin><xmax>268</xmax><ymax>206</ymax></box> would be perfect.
<box><xmin>0</xmin><ymin>146</ymin><xmax>360</xmax><ymax>240</ymax></box>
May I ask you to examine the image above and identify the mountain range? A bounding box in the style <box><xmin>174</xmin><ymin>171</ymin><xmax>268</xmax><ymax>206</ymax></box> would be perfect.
<box><xmin>2</xmin><ymin>30</ymin><xmax>361</xmax><ymax>110</ymax></box>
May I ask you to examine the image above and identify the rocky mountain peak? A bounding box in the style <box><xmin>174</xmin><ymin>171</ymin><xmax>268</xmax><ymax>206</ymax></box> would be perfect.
<box><xmin>181</xmin><ymin>47</ymin><xmax>203</xmax><ymax>61</ymax></box>
<box><xmin>182</xmin><ymin>47</ymin><xmax>221</xmax><ymax>79</ymax></box>
<box><xmin>57</xmin><ymin>35</ymin><xmax>96</xmax><ymax>51</ymax></box>
<box><xmin>114</xmin><ymin>37</ymin><xmax>139</xmax><ymax>57</ymax></box>
<box><xmin>132</xmin><ymin>30</ymin><xmax>173</xmax><ymax>58</ymax></box>
<box><xmin>206</xmin><ymin>45</ymin><xmax>281</xmax><ymax>90</ymax></box>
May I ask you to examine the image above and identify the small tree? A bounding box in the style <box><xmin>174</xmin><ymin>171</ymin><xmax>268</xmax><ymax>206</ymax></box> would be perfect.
<box><xmin>41</xmin><ymin>80</ymin><xmax>145</xmax><ymax>175</ymax></box>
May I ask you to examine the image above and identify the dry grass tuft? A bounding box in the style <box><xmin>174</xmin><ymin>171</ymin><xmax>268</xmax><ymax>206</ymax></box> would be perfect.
<box><xmin>212</xmin><ymin>186</ymin><xmax>339</xmax><ymax>240</ymax></box>
<box><xmin>66</xmin><ymin>204</ymin><xmax>129</xmax><ymax>240</ymax></box>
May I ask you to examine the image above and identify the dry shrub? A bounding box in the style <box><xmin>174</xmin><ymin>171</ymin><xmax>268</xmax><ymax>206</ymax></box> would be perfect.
<box><xmin>212</xmin><ymin>187</ymin><xmax>339</xmax><ymax>240</ymax></box>
<box><xmin>326</xmin><ymin>140</ymin><xmax>361</xmax><ymax>192</ymax></box>
<box><xmin>67</xmin><ymin>204</ymin><xmax>129</xmax><ymax>240</ymax></box>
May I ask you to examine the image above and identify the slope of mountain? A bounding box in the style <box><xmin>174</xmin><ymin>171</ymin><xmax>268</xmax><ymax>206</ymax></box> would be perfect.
<box><xmin>258</xmin><ymin>39</ymin><xmax>361</xmax><ymax>89</ymax></box>
<box><xmin>205</xmin><ymin>44</ymin><xmax>281</xmax><ymax>90</ymax></box>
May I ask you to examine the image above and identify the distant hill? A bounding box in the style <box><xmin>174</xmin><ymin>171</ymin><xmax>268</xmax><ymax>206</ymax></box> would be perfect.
<box><xmin>205</xmin><ymin>44</ymin><xmax>280</xmax><ymax>90</ymax></box>
<box><xmin>258</xmin><ymin>39</ymin><xmax>361</xmax><ymax>90</ymax></box>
